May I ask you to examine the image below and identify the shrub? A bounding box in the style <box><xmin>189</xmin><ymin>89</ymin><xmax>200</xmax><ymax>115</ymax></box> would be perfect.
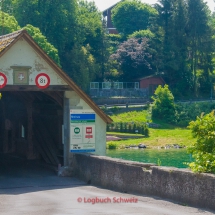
<box><xmin>107</xmin><ymin>122</ymin><xmax>149</xmax><ymax>136</ymax></box>
<box><xmin>107</xmin><ymin>142</ymin><xmax>117</xmax><ymax>149</ymax></box>
<box><xmin>151</xmin><ymin>85</ymin><xmax>176</xmax><ymax>123</ymax></box>
<box><xmin>174</xmin><ymin>101</ymin><xmax>215</xmax><ymax>127</ymax></box>
<box><xmin>188</xmin><ymin>111</ymin><xmax>215</xmax><ymax>173</ymax></box>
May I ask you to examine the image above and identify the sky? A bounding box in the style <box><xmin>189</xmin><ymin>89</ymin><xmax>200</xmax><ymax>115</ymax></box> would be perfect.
<box><xmin>86</xmin><ymin>0</ymin><xmax>215</xmax><ymax>12</ymax></box>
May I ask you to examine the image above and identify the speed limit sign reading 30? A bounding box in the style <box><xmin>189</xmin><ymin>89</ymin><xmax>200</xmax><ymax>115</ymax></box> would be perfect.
<box><xmin>0</xmin><ymin>72</ymin><xmax>7</xmax><ymax>89</ymax></box>
<box><xmin>35</xmin><ymin>73</ymin><xmax>50</xmax><ymax>89</ymax></box>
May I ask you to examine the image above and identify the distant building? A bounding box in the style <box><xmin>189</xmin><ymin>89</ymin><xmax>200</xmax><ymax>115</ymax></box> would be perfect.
<box><xmin>103</xmin><ymin>2</ymin><xmax>119</xmax><ymax>34</ymax></box>
<box><xmin>139</xmin><ymin>75</ymin><xmax>165</xmax><ymax>95</ymax></box>
<box><xmin>89</xmin><ymin>75</ymin><xmax>165</xmax><ymax>98</ymax></box>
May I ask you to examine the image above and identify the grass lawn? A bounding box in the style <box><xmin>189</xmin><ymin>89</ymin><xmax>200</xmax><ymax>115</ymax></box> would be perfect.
<box><xmin>107</xmin><ymin>110</ymin><xmax>196</xmax><ymax>149</ymax></box>
<box><xmin>110</xmin><ymin>110</ymin><xmax>150</xmax><ymax>122</ymax></box>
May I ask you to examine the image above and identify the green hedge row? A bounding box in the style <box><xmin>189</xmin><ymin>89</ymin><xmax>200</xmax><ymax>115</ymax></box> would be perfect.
<box><xmin>107</xmin><ymin>122</ymin><xmax>149</xmax><ymax>136</ymax></box>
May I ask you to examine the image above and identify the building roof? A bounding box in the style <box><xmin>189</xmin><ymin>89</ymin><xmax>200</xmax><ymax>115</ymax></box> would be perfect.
<box><xmin>102</xmin><ymin>1</ymin><xmax>121</xmax><ymax>14</ymax></box>
<box><xmin>0</xmin><ymin>29</ymin><xmax>112</xmax><ymax>124</ymax></box>
<box><xmin>139</xmin><ymin>75</ymin><xmax>165</xmax><ymax>82</ymax></box>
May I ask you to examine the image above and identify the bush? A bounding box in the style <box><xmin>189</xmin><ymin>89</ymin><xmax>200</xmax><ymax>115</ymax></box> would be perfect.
<box><xmin>107</xmin><ymin>122</ymin><xmax>149</xmax><ymax>136</ymax></box>
<box><xmin>175</xmin><ymin>102</ymin><xmax>215</xmax><ymax>127</ymax></box>
<box><xmin>151</xmin><ymin>85</ymin><xmax>176</xmax><ymax>123</ymax></box>
<box><xmin>188</xmin><ymin>111</ymin><xmax>215</xmax><ymax>173</ymax></box>
<box><xmin>107</xmin><ymin>142</ymin><xmax>117</xmax><ymax>149</ymax></box>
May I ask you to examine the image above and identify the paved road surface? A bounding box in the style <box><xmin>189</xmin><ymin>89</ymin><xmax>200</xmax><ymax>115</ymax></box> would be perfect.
<box><xmin>0</xmin><ymin>155</ymin><xmax>214</xmax><ymax>215</ymax></box>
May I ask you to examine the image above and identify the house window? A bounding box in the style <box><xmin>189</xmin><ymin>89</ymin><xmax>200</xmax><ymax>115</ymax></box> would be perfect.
<box><xmin>113</xmin><ymin>82</ymin><xmax>123</xmax><ymax>89</ymax></box>
<box><xmin>102</xmin><ymin>82</ymin><xmax>111</xmax><ymax>89</ymax></box>
<box><xmin>134</xmin><ymin>82</ymin><xmax>139</xmax><ymax>89</ymax></box>
<box><xmin>90</xmin><ymin>82</ymin><xmax>99</xmax><ymax>89</ymax></box>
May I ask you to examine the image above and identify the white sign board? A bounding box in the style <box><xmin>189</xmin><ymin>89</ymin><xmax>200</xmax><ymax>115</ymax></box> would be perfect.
<box><xmin>70</xmin><ymin>110</ymin><xmax>96</xmax><ymax>153</ymax></box>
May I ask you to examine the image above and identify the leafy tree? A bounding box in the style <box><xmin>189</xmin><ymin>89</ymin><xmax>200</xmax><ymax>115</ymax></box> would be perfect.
<box><xmin>0</xmin><ymin>12</ymin><xmax>20</xmax><ymax>34</ymax></box>
<box><xmin>154</xmin><ymin>0</ymin><xmax>191</xmax><ymax>96</ymax></box>
<box><xmin>62</xmin><ymin>44</ymin><xmax>99</xmax><ymax>92</ymax></box>
<box><xmin>110</xmin><ymin>37</ymin><xmax>152</xmax><ymax>81</ymax></box>
<box><xmin>112</xmin><ymin>0</ymin><xmax>158</xmax><ymax>37</ymax></box>
<box><xmin>186</xmin><ymin>0</ymin><xmax>213</xmax><ymax>96</ymax></box>
<box><xmin>128</xmin><ymin>30</ymin><xmax>155</xmax><ymax>39</ymax></box>
<box><xmin>77</xmin><ymin>0</ymin><xmax>110</xmax><ymax>81</ymax></box>
<box><xmin>23</xmin><ymin>24</ymin><xmax>60</xmax><ymax>65</ymax></box>
<box><xmin>151</xmin><ymin>85</ymin><xmax>176</xmax><ymax>123</ymax></box>
<box><xmin>188</xmin><ymin>111</ymin><xmax>215</xmax><ymax>173</ymax></box>
<box><xmin>12</xmin><ymin>0</ymin><xmax>77</xmax><ymax>55</ymax></box>
<box><xmin>128</xmin><ymin>30</ymin><xmax>161</xmax><ymax>77</ymax></box>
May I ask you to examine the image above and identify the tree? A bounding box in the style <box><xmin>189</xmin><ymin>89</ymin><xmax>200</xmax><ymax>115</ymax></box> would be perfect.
<box><xmin>112</xmin><ymin>0</ymin><xmax>157</xmax><ymax>37</ymax></box>
<box><xmin>186</xmin><ymin>0</ymin><xmax>213</xmax><ymax>96</ymax></box>
<box><xmin>151</xmin><ymin>85</ymin><xmax>176</xmax><ymax>123</ymax></box>
<box><xmin>63</xmin><ymin>44</ymin><xmax>98</xmax><ymax>92</ymax></box>
<box><xmin>128</xmin><ymin>30</ymin><xmax>155</xmax><ymax>39</ymax></box>
<box><xmin>23</xmin><ymin>24</ymin><xmax>60</xmax><ymax>65</ymax></box>
<box><xmin>110</xmin><ymin>37</ymin><xmax>152</xmax><ymax>81</ymax></box>
<box><xmin>0</xmin><ymin>12</ymin><xmax>20</xmax><ymax>34</ymax></box>
<box><xmin>188</xmin><ymin>111</ymin><xmax>215</xmax><ymax>173</ymax></box>
<box><xmin>0</xmin><ymin>12</ymin><xmax>60</xmax><ymax>66</ymax></box>
<box><xmin>77</xmin><ymin>0</ymin><xmax>110</xmax><ymax>81</ymax></box>
<box><xmin>12</xmin><ymin>0</ymin><xmax>77</xmax><ymax>56</ymax></box>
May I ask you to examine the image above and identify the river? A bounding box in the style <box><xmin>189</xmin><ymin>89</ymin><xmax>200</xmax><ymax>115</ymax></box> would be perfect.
<box><xmin>106</xmin><ymin>148</ymin><xmax>193</xmax><ymax>168</ymax></box>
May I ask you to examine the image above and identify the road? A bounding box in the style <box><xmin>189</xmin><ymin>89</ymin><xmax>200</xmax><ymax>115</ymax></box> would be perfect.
<box><xmin>0</xmin><ymin>155</ymin><xmax>214</xmax><ymax>215</ymax></box>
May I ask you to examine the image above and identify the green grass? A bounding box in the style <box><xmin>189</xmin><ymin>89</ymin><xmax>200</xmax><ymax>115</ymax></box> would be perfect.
<box><xmin>107</xmin><ymin>109</ymin><xmax>196</xmax><ymax>149</ymax></box>
<box><xmin>110</xmin><ymin>110</ymin><xmax>150</xmax><ymax>122</ymax></box>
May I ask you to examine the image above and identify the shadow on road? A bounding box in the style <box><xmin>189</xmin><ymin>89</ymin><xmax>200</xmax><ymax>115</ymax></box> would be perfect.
<box><xmin>0</xmin><ymin>154</ymin><xmax>86</xmax><ymax>195</ymax></box>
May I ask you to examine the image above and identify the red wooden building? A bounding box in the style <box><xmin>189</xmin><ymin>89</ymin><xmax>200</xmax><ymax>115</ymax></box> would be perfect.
<box><xmin>139</xmin><ymin>75</ymin><xmax>165</xmax><ymax>95</ymax></box>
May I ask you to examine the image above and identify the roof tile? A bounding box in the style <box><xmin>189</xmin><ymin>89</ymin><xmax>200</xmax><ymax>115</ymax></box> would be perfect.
<box><xmin>0</xmin><ymin>30</ymin><xmax>23</xmax><ymax>53</ymax></box>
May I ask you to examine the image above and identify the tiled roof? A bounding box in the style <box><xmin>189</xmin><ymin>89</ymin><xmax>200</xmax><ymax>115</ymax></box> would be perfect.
<box><xmin>0</xmin><ymin>30</ymin><xmax>23</xmax><ymax>53</ymax></box>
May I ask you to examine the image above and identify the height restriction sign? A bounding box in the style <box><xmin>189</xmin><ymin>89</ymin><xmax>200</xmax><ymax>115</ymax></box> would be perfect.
<box><xmin>0</xmin><ymin>72</ymin><xmax>7</xmax><ymax>89</ymax></box>
<box><xmin>35</xmin><ymin>73</ymin><xmax>50</xmax><ymax>89</ymax></box>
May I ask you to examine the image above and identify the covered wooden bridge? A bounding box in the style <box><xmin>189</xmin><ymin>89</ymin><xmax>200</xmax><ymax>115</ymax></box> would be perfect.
<box><xmin>0</xmin><ymin>30</ymin><xmax>111</xmax><ymax>169</ymax></box>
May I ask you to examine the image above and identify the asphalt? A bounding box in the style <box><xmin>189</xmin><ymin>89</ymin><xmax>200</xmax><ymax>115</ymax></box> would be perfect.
<box><xmin>0</xmin><ymin>154</ymin><xmax>214</xmax><ymax>215</ymax></box>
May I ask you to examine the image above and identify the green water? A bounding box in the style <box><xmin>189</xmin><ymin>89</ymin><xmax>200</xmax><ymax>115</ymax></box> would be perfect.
<box><xmin>106</xmin><ymin>149</ymin><xmax>193</xmax><ymax>168</ymax></box>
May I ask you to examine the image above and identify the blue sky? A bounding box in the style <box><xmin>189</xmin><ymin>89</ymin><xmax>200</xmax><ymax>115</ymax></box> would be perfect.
<box><xmin>86</xmin><ymin>0</ymin><xmax>215</xmax><ymax>12</ymax></box>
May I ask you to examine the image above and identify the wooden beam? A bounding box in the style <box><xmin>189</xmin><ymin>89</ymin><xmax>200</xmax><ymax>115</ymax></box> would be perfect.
<box><xmin>43</xmin><ymin>91</ymin><xmax>63</xmax><ymax>107</ymax></box>
<box><xmin>0</xmin><ymin>85</ymin><xmax>71</xmax><ymax>91</ymax></box>
<box><xmin>27</xmin><ymin>100</ymin><xmax>35</xmax><ymax>159</ymax></box>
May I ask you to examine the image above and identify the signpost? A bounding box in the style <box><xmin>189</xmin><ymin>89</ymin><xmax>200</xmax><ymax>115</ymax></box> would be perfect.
<box><xmin>70</xmin><ymin>110</ymin><xmax>96</xmax><ymax>153</ymax></box>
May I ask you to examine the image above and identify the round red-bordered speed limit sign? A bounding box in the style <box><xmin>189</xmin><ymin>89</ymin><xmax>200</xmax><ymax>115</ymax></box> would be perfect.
<box><xmin>0</xmin><ymin>72</ymin><xmax>7</xmax><ymax>89</ymax></box>
<box><xmin>35</xmin><ymin>73</ymin><xmax>50</xmax><ymax>89</ymax></box>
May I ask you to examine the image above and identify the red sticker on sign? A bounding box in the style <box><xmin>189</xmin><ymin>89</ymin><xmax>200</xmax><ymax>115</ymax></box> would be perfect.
<box><xmin>35</xmin><ymin>73</ymin><xmax>50</xmax><ymax>89</ymax></box>
<box><xmin>0</xmin><ymin>72</ymin><xmax>7</xmax><ymax>89</ymax></box>
<box><xmin>86</xmin><ymin>127</ymin><xmax>92</xmax><ymax>134</ymax></box>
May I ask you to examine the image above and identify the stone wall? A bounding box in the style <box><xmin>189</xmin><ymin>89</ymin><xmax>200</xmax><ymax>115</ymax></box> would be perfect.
<box><xmin>70</xmin><ymin>153</ymin><xmax>215</xmax><ymax>211</ymax></box>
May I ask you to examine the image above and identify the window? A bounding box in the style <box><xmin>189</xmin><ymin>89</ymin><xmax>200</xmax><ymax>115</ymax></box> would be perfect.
<box><xmin>134</xmin><ymin>82</ymin><xmax>139</xmax><ymax>89</ymax></box>
<box><xmin>90</xmin><ymin>82</ymin><xmax>99</xmax><ymax>89</ymax></box>
<box><xmin>102</xmin><ymin>82</ymin><xmax>111</xmax><ymax>89</ymax></box>
<box><xmin>113</xmin><ymin>82</ymin><xmax>123</xmax><ymax>89</ymax></box>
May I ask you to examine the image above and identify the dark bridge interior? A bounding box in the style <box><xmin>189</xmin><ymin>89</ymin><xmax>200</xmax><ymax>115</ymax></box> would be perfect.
<box><xmin>0</xmin><ymin>91</ymin><xmax>64</xmax><ymax>168</ymax></box>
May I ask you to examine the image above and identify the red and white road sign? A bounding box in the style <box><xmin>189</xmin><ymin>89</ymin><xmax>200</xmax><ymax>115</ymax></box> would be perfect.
<box><xmin>85</xmin><ymin>127</ymin><xmax>93</xmax><ymax>138</ymax></box>
<box><xmin>0</xmin><ymin>72</ymin><xmax>7</xmax><ymax>89</ymax></box>
<box><xmin>35</xmin><ymin>73</ymin><xmax>50</xmax><ymax>89</ymax></box>
<box><xmin>86</xmin><ymin>127</ymin><xmax>92</xmax><ymax>134</ymax></box>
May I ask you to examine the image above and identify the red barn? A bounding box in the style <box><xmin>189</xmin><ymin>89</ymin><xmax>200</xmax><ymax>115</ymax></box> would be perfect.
<box><xmin>139</xmin><ymin>75</ymin><xmax>165</xmax><ymax>95</ymax></box>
